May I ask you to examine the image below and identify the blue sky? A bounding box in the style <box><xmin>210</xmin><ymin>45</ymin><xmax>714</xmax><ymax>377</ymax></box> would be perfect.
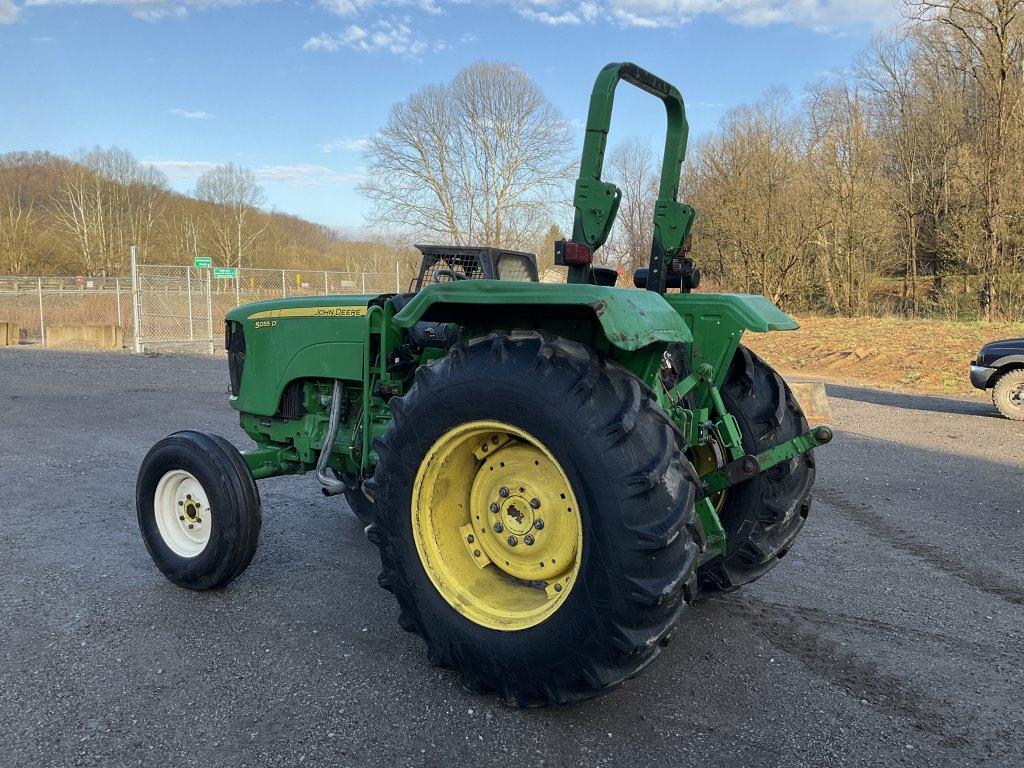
<box><xmin>0</xmin><ymin>0</ymin><xmax>900</xmax><ymax>231</ymax></box>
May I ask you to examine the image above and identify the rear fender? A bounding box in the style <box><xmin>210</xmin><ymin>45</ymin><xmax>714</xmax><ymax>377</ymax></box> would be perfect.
<box><xmin>663</xmin><ymin>292</ymin><xmax>798</xmax><ymax>394</ymax></box>
<box><xmin>391</xmin><ymin>281</ymin><xmax>692</xmax><ymax>352</ymax></box>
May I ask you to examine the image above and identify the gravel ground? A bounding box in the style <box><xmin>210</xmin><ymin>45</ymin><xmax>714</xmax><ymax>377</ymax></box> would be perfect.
<box><xmin>0</xmin><ymin>348</ymin><xmax>1021</xmax><ymax>768</ymax></box>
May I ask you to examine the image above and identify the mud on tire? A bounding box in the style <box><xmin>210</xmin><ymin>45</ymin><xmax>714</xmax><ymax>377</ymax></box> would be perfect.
<box><xmin>365</xmin><ymin>332</ymin><xmax>704</xmax><ymax>706</ymax></box>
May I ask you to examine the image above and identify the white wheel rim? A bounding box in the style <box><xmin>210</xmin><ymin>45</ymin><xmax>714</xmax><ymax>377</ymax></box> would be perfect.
<box><xmin>154</xmin><ymin>469</ymin><xmax>212</xmax><ymax>558</ymax></box>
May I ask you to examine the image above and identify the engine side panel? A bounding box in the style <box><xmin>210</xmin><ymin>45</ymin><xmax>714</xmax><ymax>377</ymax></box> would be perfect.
<box><xmin>225</xmin><ymin>295</ymin><xmax>375</xmax><ymax>416</ymax></box>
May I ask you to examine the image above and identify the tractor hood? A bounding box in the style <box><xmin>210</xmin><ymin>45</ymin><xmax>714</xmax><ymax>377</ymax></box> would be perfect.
<box><xmin>392</xmin><ymin>280</ymin><xmax>692</xmax><ymax>351</ymax></box>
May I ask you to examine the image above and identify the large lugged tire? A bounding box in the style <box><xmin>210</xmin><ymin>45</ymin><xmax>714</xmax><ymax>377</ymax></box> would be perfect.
<box><xmin>696</xmin><ymin>346</ymin><xmax>815</xmax><ymax>595</ymax></box>
<box><xmin>992</xmin><ymin>369</ymin><xmax>1024</xmax><ymax>420</ymax></box>
<box><xmin>137</xmin><ymin>430</ymin><xmax>262</xmax><ymax>590</ymax></box>
<box><xmin>366</xmin><ymin>332</ymin><xmax>703</xmax><ymax>705</ymax></box>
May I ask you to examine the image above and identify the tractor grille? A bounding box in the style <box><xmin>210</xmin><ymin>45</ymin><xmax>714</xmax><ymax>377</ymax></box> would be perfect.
<box><xmin>226</xmin><ymin>321</ymin><xmax>246</xmax><ymax>396</ymax></box>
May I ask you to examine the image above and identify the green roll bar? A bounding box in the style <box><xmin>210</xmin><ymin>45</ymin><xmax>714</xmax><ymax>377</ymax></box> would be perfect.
<box><xmin>568</xmin><ymin>62</ymin><xmax>696</xmax><ymax>293</ymax></box>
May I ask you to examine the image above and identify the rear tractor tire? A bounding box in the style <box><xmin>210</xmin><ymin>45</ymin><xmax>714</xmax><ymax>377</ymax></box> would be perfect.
<box><xmin>992</xmin><ymin>369</ymin><xmax>1024</xmax><ymax>421</ymax></box>
<box><xmin>366</xmin><ymin>332</ymin><xmax>704</xmax><ymax>705</ymax></box>
<box><xmin>695</xmin><ymin>346</ymin><xmax>815</xmax><ymax>596</ymax></box>
<box><xmin>137</xmin><ymin>431</ymin><xmax>262</xmax><ymax>590</ymax></box>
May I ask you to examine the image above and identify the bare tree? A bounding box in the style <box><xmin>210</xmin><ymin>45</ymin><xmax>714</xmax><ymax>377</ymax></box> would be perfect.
<box><xmin>908</xmin><ymin>0</ymin><xmax>1024</xmax><ymax>318</ymax></box>
<box><xmin>195</xmin><ymin>163</ymin><xmax>268</xmax><ymax>268</ymax></box>
<box><xmin>50</xmin><ymin>147</ymin><xmax>166</xmax><ymax>275</ymax></box>
<box><xmin>0</xmin><ymin>180</ymin><xmax>39</xmax><ymax>275</ymax></box>
<box><xmin>361</xmin><ymin>61</ymin><xmax>575</xmax><ymax>249</ymax></box>
<box><xmin>605</xmin><ymin>139</ymin><xmax>658</xmax><ymax>273</ymax></box>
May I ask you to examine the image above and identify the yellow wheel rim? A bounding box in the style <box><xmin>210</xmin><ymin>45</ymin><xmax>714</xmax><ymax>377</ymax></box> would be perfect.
<box><xmin>411</xmin><ymin>420</ymin><xmax>583</xmax><ymax>631</ymax></box>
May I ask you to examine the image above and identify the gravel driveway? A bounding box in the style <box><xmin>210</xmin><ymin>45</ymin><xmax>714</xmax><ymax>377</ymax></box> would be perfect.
<box><xmin>0</xmin><ymin>348</ymin><xmax>1021</xmax><ymax>767</ymax></box>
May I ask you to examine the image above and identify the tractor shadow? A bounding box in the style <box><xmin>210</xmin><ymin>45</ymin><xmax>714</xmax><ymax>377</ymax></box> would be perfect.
<box><xmin>823</xmin><ymin>382</ymin><xmax>999</xmax><ymax>418</ymax></box>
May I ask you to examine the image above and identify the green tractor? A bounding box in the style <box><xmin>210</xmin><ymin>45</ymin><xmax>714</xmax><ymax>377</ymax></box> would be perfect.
<box><xmin>136</xmin><ymin>63</ymin><xmax>831</xmax><ymax>705</ymax></box>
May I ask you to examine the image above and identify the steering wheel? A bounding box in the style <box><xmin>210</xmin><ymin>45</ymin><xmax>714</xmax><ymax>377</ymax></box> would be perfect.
<box><xmin>432</xmin><ymin>269</ymin><xmax>469</xmax><ymax>284</ymax></box>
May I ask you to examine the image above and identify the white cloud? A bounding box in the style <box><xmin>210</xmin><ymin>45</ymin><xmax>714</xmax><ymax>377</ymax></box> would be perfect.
<box><xmin>142</xmin><ymin>159</ymin><xmax>364</xmax><ymax>187</ymax></box>
<box><xmin>518</xmin><ymin>7</ymin><xmax>580</xmax><ymax>24</ymax></box>
<box><xmin>317</xmin><ymin>0</ymin><xmax>440</xmax><ymax>16</ymax></box>
<box><xmin>0</xmin><ymin>0</ymin><xmax>19</xmax><ymax>22</ymax></box>
<box><xmin>253</xmin><ymin>163</ymin><xmax>366</xmax><ymax>186</ymax></box>
<box><xmin>168</xmin><ymin>108</ymin><xmax>212</xmax><ymax>120</ymax></box>
<box><xmin>22</xmin><ymin>0</ymin><xmax>269</xmax><ymax>21</ymax></box>
<box><xmin>304</xmin><ymin>17</ymin><xmax>434</xmax><ymax>58</ymax></box>
<box><xmin>318</xmin><ymin>136</ymin><xmax>373</xmax><ymax>152</ymax></box>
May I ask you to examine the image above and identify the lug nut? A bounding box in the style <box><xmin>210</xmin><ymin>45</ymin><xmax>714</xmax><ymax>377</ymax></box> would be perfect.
<box><xmin>498</xmin><ymin>487</ymin><xmax>509</xmax><ymax>498</ymax></box>
<box><xmin>507</xmin><ymin>535</ymin><xmax>518</xmax><ymax>547</ymax></box>
<box><xmin>467</xmin><ymin>534</ymin><xmax>475</xmax><ymax>544</ymax></box>
<box><xmin>480</xmin><ymin>443</ymin><xmax>488</xmax><ymax>453</ymax></box>
<box><xmin>524</xmin><ymin>534</ymin><xmax>535</xmax><ymax>546</ymax></box>
<box><xmin>533</xmin><ymin>519</ymin><xmax>544</xmax><ymax>530</ymax></box>
<box><xmin>179</xmin><ymin>515</ymin><xmax>185</xmax><ymax>521</ymax></box>
<box><xmin>489</xmin><ymin>502</ymin><xmax>500</xmax><ymax>513</ymax></box>
<box><xmin>493</xmin><ymin>522</ymin><xmax>504</xmax><ymax>533</ymax></box>
<box><xmin>529</xmin><ymin>498</ymin><xmax>540</xmax><ymax>509</ymax></box>
<box><xmin>554</xmin><ymin>584</ymin><xmax>563</xmax><ymax>593</ymax></box>
<box><xmin>473</xmin><ymin>549</ymin><xmax>481</xmax><ymax>558</ymax></box>
<box><xmin>491</xmin><ymin>435</ymin><xmax>499</xmax><ymax>445</ymax></box>
<box><xmin>187</xmin><ymin>524</ymin><xmax>194</xmax><ymax>530</ymax></box>
<box><xmin>178</xmin><ymin>500</ymin><xmax>184</xmax><ymax>506</ymax></box>
<box><xmin>197</xmin><ymin>518</ymin><xmax>202</xmax><ymax>524</ymax></box>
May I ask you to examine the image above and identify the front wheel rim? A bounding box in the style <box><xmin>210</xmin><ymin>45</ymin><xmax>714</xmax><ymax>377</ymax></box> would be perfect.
<box><xmin>153</xmin><ymin>469</ymin><xmax>212</xmax><ymax>558</ymax></box>
<box><xmin>411</xmin><ymin>421</ymin><xmax>582</xmax><ymax>631</ymax></box>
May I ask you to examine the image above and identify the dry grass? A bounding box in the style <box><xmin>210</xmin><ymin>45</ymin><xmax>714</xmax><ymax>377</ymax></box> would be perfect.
<box><xmin>745</xmin><ymin>315</ymin><xmax>1024</xmax><ymax>396</ymax></box>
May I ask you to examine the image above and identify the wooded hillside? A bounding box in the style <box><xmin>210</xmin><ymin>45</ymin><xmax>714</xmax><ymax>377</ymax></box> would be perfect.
<box><xmin>0</xmin><ymin>149</ymin><xmax>411</xmax><ymax>277</ymax></box>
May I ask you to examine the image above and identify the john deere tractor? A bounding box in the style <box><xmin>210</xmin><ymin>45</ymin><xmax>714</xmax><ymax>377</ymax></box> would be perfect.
<box><xmin>137</xmin><ymin>63</ymin><xmax>831</xmax><ymax>705</ymax></box>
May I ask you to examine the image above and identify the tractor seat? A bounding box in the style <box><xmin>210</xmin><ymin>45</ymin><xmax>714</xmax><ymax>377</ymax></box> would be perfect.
<box><xmin>391</xmin><ymin>293</ymin><xmax>460</xmax><ymax>350</ymax></box>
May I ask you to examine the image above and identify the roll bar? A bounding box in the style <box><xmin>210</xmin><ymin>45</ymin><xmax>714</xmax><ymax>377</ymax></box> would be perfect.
<box><xmin>567</xmin><ymin>63</ymin><xmax>696</xmax><ymax>293</ymax></box>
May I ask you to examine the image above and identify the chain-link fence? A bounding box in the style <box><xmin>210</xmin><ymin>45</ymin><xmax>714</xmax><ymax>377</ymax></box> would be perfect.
<box><xmin>0</xmin><ymin>260</ymin><xmax>404</xmax><ymax>354</ymax></box>
<box><xmin>0</xmin><ymin>276</ymin><xmax>132</xmax><ymax>347</ymax></box>
<box><xmin>133</xmin><ymin>264</ymin><xmax>402</xmax><ymax>353</ymax></box>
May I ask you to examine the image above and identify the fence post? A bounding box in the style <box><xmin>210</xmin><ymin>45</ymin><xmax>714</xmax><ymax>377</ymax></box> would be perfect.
<box><xmin>324</xmin><ymin>270</ymin><xmax>329</xmax><ymax>295</ymax></box>
<box><xmin>131</xmin><ymin>245</ymin><xmax>142</xmax><ymax>354</ymax></box>
<box><xmin>115</xmin><ymin>278</ymin><xmax>122</xmax><ymax>331</ymax></box>
<box><xmin>281</xmin><ymin>269</ymin><xmax>287</xmax><ymax>298</ymax></box>
<box><xmin>186</xmin><ymin>268</ymin><xmax>195</xmax><ymax>341</ymax></box>
<box><xmin>361</xmin><ymin>272</ymin><xmax>366</xmax><ymax>293</ymax></box>
<box><xmin>235</xmin><ymin>270</ymin><xmax>241</xmax><ymax>307</ymax></box>
<box><xmin>37</xmin><ymin>278</ymin><xmax>45</xmax><ymax>347</ymax></box>
<box><xmin>395</xmin><ymin>261</ymin><xmax>401</xmax><ymax>292</ymax></box>
<box><xmin>206</xmin><ymin>268</ymin><xmax>214</xmax><ymax>355</ymax></box>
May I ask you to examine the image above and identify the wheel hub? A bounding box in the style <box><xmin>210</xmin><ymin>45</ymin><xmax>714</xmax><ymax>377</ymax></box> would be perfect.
<box><xmin>411</xmin><ymin>421</ymin><xmax>582</xmax><ymax>631</ymax></box>
<box><xmin>154</xmin><ymin>469</ymin><xmax>212</xmax><ymax>558</ymax></box>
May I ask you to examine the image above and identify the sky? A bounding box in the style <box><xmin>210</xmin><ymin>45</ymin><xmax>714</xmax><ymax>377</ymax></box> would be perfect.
<box><xmin>0</xmin><ymin>0</ymin><xmax>903</xmax><ymax>232</ymax></box>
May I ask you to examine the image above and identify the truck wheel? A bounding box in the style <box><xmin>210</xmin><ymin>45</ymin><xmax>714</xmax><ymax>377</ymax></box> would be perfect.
<box><xmin>992</xmin><ymin>369</ymin><xmax>1024</xmax><ymax>420</ymax></box>
<box><xmin>137</xmin><ymin>431</ymin><xmax>262</xmax><ymax>591</ymax></box>
<box><xmin>366</xmin><ymin>333</ymin><xmax>703</xmax><ymax>705</ymax></box>
<box><xmin>695</xmin><ymin>346</ymin><xmax>815</xmax><ymax>596</ymax></box>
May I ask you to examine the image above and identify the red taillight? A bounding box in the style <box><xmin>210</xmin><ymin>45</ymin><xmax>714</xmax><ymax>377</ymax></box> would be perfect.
<box><xmin>555</xmin><ymin>240</ymin><xmax>593</xmax><ymax>267</ymax></box>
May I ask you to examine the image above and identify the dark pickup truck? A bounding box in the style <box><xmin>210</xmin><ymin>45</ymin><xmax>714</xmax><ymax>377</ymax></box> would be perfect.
<box><xmin>971</xmin><ymin>338</ymin><xmax>1024</xmax><ymax>420</ymax></box>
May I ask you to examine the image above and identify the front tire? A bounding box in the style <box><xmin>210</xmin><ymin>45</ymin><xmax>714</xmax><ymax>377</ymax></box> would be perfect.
<box><xmin>137</xmin><ymin>431</ymin><xmax>262</xmax><ymax>590</ymax></box>
<box><xmin>367</xmin><ymin>333</ymin><xmax>703</xmax><ymax>705</ymax></box>
<box><xmin>992</xmin><ymin>369</ymin><xmax>1024</xmax><ymax>421</ymax></box>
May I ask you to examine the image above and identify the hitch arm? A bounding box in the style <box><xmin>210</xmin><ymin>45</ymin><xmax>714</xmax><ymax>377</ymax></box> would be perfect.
<box><xmin>701</xmin><ymin>426</ymin><xmax>834</xmax><ymax>497</ymax></box>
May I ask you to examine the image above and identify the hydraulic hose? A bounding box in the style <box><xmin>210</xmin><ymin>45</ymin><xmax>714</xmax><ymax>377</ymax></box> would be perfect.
<box><xmin>317</xmin><ymin>379</ymin><xmax>349</xmax><ymax>497</ymax></box>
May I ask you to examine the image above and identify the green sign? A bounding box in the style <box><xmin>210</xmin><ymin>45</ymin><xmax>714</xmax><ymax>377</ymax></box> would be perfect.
<box><xmin>194</xmin><ymin>256</ymin><xmax>212</xmax><ymax>268</ymax></box>
<box><xmin>213</xmin><ymin>267</ymin><xmax>237</xmax><ymax>279</ymax></box>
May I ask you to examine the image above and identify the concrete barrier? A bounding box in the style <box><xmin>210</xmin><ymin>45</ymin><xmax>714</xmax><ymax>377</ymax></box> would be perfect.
<box><xmin>45</xmin><ymin>324</ymin><xmax>123</xmax><ymax>350</ymax></box>
<box><xmin>0</xmin><ymin>322</ymin><xmax>20</xmax><ymax>346</ymax></box>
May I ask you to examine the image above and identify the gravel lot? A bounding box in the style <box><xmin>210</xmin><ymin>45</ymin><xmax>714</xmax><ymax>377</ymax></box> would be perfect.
<box><xmin>1</xmin><ymin>348</ymin><xmax>1021</xmax><ymax>768</ymax></box>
